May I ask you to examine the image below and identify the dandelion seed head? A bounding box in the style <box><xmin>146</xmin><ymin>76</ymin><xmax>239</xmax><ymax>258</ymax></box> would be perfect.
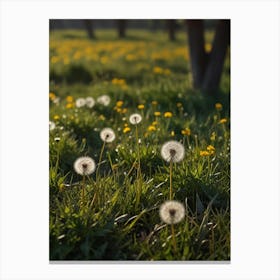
<box><xmin>100</xmin><ymin>128</ymin><xmax>116</xmax><ymax>143</ymax></box>
<box><xmin>85</xmin><ymin>97</ymin><xmax>95</xmax><ymax>108</ymax></box>
<box><xmin>97</xmin><ymin>95</ymin><xmax>111</xmax><ymax>106</ymax></box>
<box><xmin>129</xmin><ymin>113</ymin><xmax>142</xmax><ymax>125</ymax></box>
<box><xmin>74</xmin><ymin>156</ymin><xmax>96</xmax><ymax>176</ymax></box>
<box><xmin>49</xmin><ymin>121</ymin><xmax>56</xmax><ymax>131</ymax></box>
<box><xmin>76</xmin><ymin>98</ymin><xmax>86</xmax><ymax>108</ymax></box>
<box><xmin>159</xmin><ymin>200</ymin><xmax>185</xmax><ymax>224</ymax></box>
<box><xmin>161</xmin><ymin>140</ymin><xmax>185</xmax><ymax>163</ymax></box>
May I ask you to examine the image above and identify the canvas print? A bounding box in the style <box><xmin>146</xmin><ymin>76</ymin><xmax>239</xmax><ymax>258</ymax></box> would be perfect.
<box><xmin>49</xmin><ymin>19</ymin><xmax>230</xmax><ymax>261</ymax></box>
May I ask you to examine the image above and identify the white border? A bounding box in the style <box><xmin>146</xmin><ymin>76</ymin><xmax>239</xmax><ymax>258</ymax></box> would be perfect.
<box><xmin>0</xmin><ymin>0</ymin><xmax>279</xmax><ymax>279</ymax></box>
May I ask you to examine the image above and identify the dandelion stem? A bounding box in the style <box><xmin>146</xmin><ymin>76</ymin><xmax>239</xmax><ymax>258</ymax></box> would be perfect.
<box><xmin>96</xmin><ymin>141</ymin><xmax>106</xmax><ymax>182</ymax></box>
<box><xmin>135</xmin><ymin>124</ymin><xmax>141</xmax><ymax>179</ymax></box>
<box><xmin>82</xmin><ymin>174</ymin><xmax>85</xmax><ymax>203</ymax></box>
<box><xmin>171</xmin><ymin>223</ymin><xmax>177</xmax><ymax>255</ymax></box>
<box><xmin>135</xmin><ymin>123</ymin><xmax>142</xmax><ymax>207</ymax></box>
<box><xmin>169</xmin><ymin>160</ymin><xmax>173</xmax><ymax>200</ymax></box>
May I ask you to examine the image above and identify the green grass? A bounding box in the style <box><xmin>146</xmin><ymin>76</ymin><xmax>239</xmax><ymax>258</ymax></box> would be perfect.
<box><xmin>49</xmin><ymin>29</ymin><xmax>230</xmax><ymax>261</ymax></box>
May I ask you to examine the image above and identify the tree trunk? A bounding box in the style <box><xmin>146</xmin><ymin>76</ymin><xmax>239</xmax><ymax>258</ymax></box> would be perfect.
<box><xmin>186</xmin><ymin>20</ymin><xmax>207</xmax><ymax>88</ymax></box>
<box><xmin>83</xmin><ymin>20</ymin><xmax>95</xmax><ymax>39</ymax></box>
<box><xmin>202</xmin><ymin>20</ymin><xmax>230</xmax><ymax>92</ymax></box>
<box><xmin>186</xmin><ymin>19</ymin><xmax>230</xmax><ymax>93</ymax></box>
<box><xmin>167</xmin><ymin>20</ymin><xmax>176</xmax><ymax>41</ymax></box>
<box><xmin>117</xmin><ymin>20</ymin><xmax>126</xmax><ymax>38</ymax></box>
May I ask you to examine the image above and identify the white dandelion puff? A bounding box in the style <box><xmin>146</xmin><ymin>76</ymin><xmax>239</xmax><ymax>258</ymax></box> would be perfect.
<box><xmin>161</xmin><ymin>140</ymin><xmax>185</xmax><ymax>163</ymax></box>
<box><xmin>159</xmin><ymin>200</ymin><xmax>185</xmax><ymax>225</ymax></box>
<box><xmin>85</xmin><ymin>97</ymin><xmax>95</xmax><ymax>108</ymax></box>
<box><xmin>49</xmin><ymin>121</ymin><xmax>56</xmax><ymax>131</ymax></box>
<box><xmin>100</xmin><ymin>128</ymin><xmax>116</xmax><ymax>143</ymax></box>
<box><xmin>76</xmin><ymin>98</ymin><xmax>86</xmax><ymax>108</ymax></box>
<box><xmin>74</xmin><ymin>156</ymin><xmax>96</xmax><ymax>176</ymax></box>
<box><xmin>129</xmin><ymin>113</ymin><xmax>142</xmax><ymax>125</ymax></box>
<box><xmin>97</xmin><ymin>95</ymin><xmax>111</xmax><ymax>106</ymax></box>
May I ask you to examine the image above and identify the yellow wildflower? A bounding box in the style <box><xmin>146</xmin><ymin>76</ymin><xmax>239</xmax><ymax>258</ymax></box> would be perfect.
<box><xmin>99</xmin><ymin>114</ymin><xmax>106</xmax><ymax>121</ymax></box>
<box><xmin>176</xmin><ymin>102</ymin><xmax>183</xmax><ymax>108</ymax></box>
<box><xmin>153</xmin><ymin>66</ymin><xmax>163</xmax><ymax>74</ymax></box>
<box><xmin>116</xmin><ymin>108</ymin><xmax>122</xmax><ymax>113</ymax></box>
<box><xmin>66</xmin><ymin>103</ymin><xmax>74</xmax><ymax>109</ymax></box>
<box><xmin>53</xmin><ymin>115</ymin><xmax>60</xmax><ymax>120</ymax></box>
<box><xmin>207</xmin><ymin>145</ymin><xmax>215</xmax><ymax>155</ymax></box>
<box><xmin>123</xmin><ymin>127</ymin><xmax>131</xmax><ymax>133</ymax></box>
<box><xmin>200</xmin><ymin>151</ymin><xmax>210</xmax><ymax>156</ymax></box>
<box><xmin>148</xmin><ymin>125</ymin><xmax>156</xmax><ymax>132</ymax></box>
<box><xmin>49</xmin><ymin>92</ymin><xmax>56</xmax><ymax>101</ymax></box>
<box><xmin>219</xmin><ymin>118</ymin><xmax>227</xmax><ymax>124</ymax></box>
<box><xmin>215</xmin><ymin>103</ymin><xmax>223</xmax><ymax>110</ymax></box>
<box><xmin>138</xmin><ymin>104</ymin><xmax>145</xmax><ymax>110</ymax></box>
<box><xmin>207</xmin><ymin>145</ymin><xmax>215</xmax><ymax>152</ymax></box>
<box><xmin>116</xmin><ymin>100</ymin><xmax>124</xmax><ymax>107</ymax></box>
<box><xmin>151</xmin><ymin>101</ymin><xmax>158</xmax><ymax>106</ymax></box>
<box><xmin>181</xmin><ymin>128</ymin><xmax>191</xmax><ymax>136</ymax></box>
<box><xmin>66</xmin><ymin>96</ymin><xmax>74</xmax><ymax>103</ymax></box>
<box><xmin>152</xmin><ymin>121</ymin><xmax>158</xmax><ymax>126</ymax></box>
<box><xmin>121</xmin><ymin>108</ymin><xmax>128</xmax><ymax>114</ymax></box>
<box><xmin>164</xmin><ymin>112</ymin><xmax>173</xmax><ymax>118</ymax></box>
<box><xmin>154</xmin><ymin>111</ymin><xmax>161</xmax><ymax>117</ymax></box>
<box><xmin>170</xmin><ymin>131</ymin><xmax>175</xmax><ymax>136</ymax></box>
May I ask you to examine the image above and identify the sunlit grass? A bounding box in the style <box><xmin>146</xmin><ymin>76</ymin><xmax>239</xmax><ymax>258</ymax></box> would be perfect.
<box><xmin>49</xmin><ymin>29</ymin><xmax>230</xmax><ymax>261</ymax></box>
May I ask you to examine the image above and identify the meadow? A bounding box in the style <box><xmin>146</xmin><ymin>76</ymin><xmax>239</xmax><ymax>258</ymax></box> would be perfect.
<box><xmin>49</xmin><ymin>29</ymin><xmax>230</xmax><ymax>261</ymax></box>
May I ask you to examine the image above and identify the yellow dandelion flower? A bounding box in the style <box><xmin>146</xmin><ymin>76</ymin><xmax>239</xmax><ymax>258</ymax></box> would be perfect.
<box><xmin>176</xmin><ymin>102</ymin><xmax>183</xmax><ymax>108</ymax></box>
<box><xmin>154</xmin><ymin>111</ymin><xmax>161</xmax><ymax>117</ymax></box>
<box><xmin>210</xmin><ymin>132</ymin><xmax>216</xmax><ymax>141</ymax></box>
<box><xmin>53</xmin><ymin>115</ymin><xmax>60</xmax><ymax>120</ymax></box>
<box><xmin>164</xmin><ymin>112</ymin><xmax>173</xmax><ymax>118</ymax></box>
<box><xmin>181</xmin><ymin>128</ymin><xmax>191</xmax><ymax>136</ymax></box>
<box><xmin>219</xmin><ymin>118</ymin><xmax>227</xmax><ymax>124</ymax></box>
<box><xmin>123</xmin><ymin>127</ymin><xmax>131</xmax><ymax>133</ymax></box>
<box><xmin>66</xmin><ymin>96</ymin><xmax>74</xmax><ymax>103</ymax></box>
<box><xmin>207</xmin><ymin>145</ymin><xmax>215</xmax><ymax>152</ymax></box>
<box><xmin>138</xmin><ymin>104</ymin><xmax>145</xmax><ymax>110</ymax></box>
<box><xmin>151</xmin><ymin>101</ymin><xmax>158</xmax><ymax>106</ymax></box>
<box><xmin>121</xmin><ymin>108</ymin><xmax>128</xmax><ymax>114</ymax></box>
<box><xmin>66</xmin><ymin>103</ymin><xmax>74</xmax><ymax>109</ymax></box>
<box><xmin>200</xmin><ymin>151</ymin><xmax>210</xmax><ymax>156</ymax></box>
<box><xmin>116</xmin><ymin>100</ymin><xmax>124</xmax><ymax>107</ymax></box>
<box><xmin>124</xmin><ymin>123</ymin><xmax>128</xmax><ymax>127</ymax></box>
<box><xmin>116</xmin><ymin>108</ymin><xmax>122</xmax><ymax>113</ymax></box>
<box><xmin>148</xmin><ymin>125</ymin><xmax>156</xmax><ymax>132</ymax></box>
<box><xmin>99</xmin><ymin>114</ymin><xmax>106</xmax><ymax>121</ymax></box>
<box><xmin>170</xmin><ymin>131</ymin><xmax>175</xmax><ymax>136</ymax></box>
<box><xmin>152</xmin><ymin>121</ymin><xmax>158</xmax><ymax>126</ymax></box>
<box><xmin>153</xmin><ymin>66</ymin><xmax>163</xmax><ymax>74</ymax></box>
<box><xmin>215</xmin><ymin>103</ymin><xmax>223</xmax><ymax>110</ymax></box>
<box><xmin>49</xmin><ymin>92</ymin><xmax>56</xmax><ymax>100</ymax></box>
<box><xmin>112</xmin><ymin>78</ymin><xmax>118</xmax><ymax>85</ymax></box>
<box><xmin>118</xmin><ymin>79</ymin><xmax>126</xmax><ymax>86</ymax></box>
